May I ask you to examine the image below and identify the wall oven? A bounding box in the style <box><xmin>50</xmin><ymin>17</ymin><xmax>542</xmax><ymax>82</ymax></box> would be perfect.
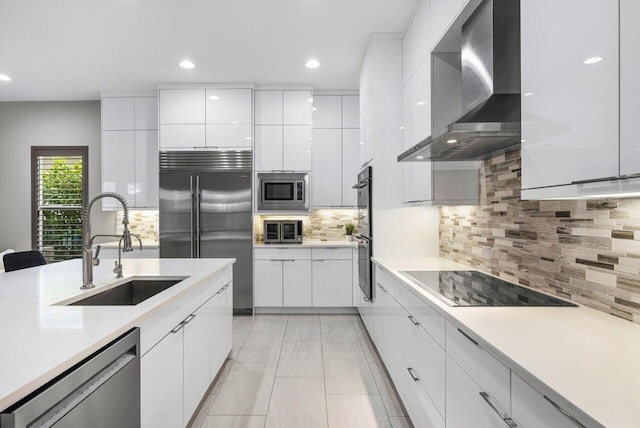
<box><xmin>257</xmin><ymin>173</ymin><xmax>310</xmax><ymax>212</ymax></box>
<box><xmin>263</xmin><ymin>220</ymin><xmax>303</xmax><ymax>244</ymax></box>
<box><xmin>353</xmin><ymin>166</ymin><xmax>373</xmax><ymax>300</ymax></box>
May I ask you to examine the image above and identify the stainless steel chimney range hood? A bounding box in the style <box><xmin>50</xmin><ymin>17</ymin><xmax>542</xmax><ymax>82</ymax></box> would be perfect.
<box><xmin>399</xmin><ymin>0</ymin><xmax>521</xmax><ymax>162</ymax></box>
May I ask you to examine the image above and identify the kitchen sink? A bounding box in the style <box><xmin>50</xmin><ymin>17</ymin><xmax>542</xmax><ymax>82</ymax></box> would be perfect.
<box><xmin>69</xmin><ymin>277</ymin><xmax>188</xmax><ymax>306</ymax></box>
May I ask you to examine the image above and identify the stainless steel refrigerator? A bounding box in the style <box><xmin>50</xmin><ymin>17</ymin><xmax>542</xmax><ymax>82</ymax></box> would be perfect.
<box><xmin>159</xmin><ymin>150</ymin><xmax>253</xmax><ymax>314</ymax></box>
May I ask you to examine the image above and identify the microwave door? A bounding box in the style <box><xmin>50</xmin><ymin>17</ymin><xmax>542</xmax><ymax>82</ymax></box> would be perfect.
<box><xmin>281</xmin><ymin>223</ymin><xmax>297</xmax><ymax>241</ymax></box>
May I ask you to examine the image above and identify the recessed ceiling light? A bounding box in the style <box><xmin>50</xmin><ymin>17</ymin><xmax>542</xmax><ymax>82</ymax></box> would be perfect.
<box><xmin>399</xmin><ymin>126</ymin><xmax>405</xmax><ymax>130</ymax></box>
<box><xmin>360</xmin><ymin>141</ymin><xmax>365</xmax><ymax>145</ymax></box>
<box><xmin>523</xmin><ymin>92</ymin><xmax>535</xmax><ymax>97</ymax></box>
<box><xmin>416</xmin><ymin>101</ymin><xmax>426</xmax><ymax>106</ymax></box>
<box><xmin>312</xmin><ymin>107</ymin><xmax>317</xmax><ymax>111</ymax></box>
<box><xmin>521</xmin><ymin>139</ymin><xmax>527</xmax><ymax>143</ymax></box>
<box><xmin>584</xmin><ymin>57</ymin><xmax>603</xmax><ymax>65</ymax></box>
<box><xmin>230</xmin><ymin>121</ymin><xmax>239</xmax><ymax>124</ymax></box>
<box><xmin>179</xmin><ymin>60</ymin><xmax>195</xmax><ymax>69</ymax></box>
<box><xmin>447</xmin><ymin>139</ymin><xmax>458</xmax><ymax>144</ymax></box>
<box><xmin>305</xmin><ymin>59</ymin><xmax>320</xmax><ymax>69</ymax></box>
<box><xmin>209</xmin><ymin>95</ymin><xmax>220</xmax><ymax>100</ymax></box>
<box><xmin>417</xmin><ymin>155</ymin><xmax>424</xmax><ymax>160</ymax></box>
<box><xmin>306</xmin><ymin>150</ymin><xmax>312</xmax><ymax>154</ymax></box>
<box><xmin>0</xmin><ymin>74</ymin><xmax>11</xmax><ymax>82</ymax></box>
<box><xmin>307</xmin><ymin>97</ymin><xmax>313</xmax><ymax>103</ymax></box>
<box><xmin>245</xmin><ymin>136</ymin><xmax>252</xmax><ymax>140</ymax></box>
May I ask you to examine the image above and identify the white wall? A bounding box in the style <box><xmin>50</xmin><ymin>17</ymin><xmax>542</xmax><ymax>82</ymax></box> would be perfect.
<box><xmin>0</xmin><ymin>101</ymin><xmax>114</xmax><ymax>251</ymax></box>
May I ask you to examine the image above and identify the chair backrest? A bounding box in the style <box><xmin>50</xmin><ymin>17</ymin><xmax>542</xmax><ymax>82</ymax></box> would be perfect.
<box><xmin>3</xmin><ymin>251</ymin><xmax>47</xmax><ymax>272</ymax></box>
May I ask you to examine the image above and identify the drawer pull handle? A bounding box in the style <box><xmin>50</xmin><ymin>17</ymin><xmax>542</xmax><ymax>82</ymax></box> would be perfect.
<box><xmin>479</xmin><ymin>392</ymin><xmax>517</xmax><ymax>428</ymax></box>
<box><xmin>171</xmin><ymin>322</ymin><xmax>185</xmax><ymax>334</ymax></box>
<box><xmin>457</xmin><ymin>328</ymin><xmax>479</xmax><ymax>346</ymax></box>
<box><xmin>543</xmin><ymin>396</ymin><xmax>586</xmax><ymax>427</ymax></box>
<box><xmin>183</xmin><ymin>314</ymin><xmax>197</xmax><ymax>325</ymax></box>
<box><xmin>282</xmin><ymin>259</ymin><xmax>296</xmax><ymax>262</ymax></box>
<box><xmin>376</xmin><ymin>282</ymin><xmax>387</xmax><ymax>293</ymax></box>
<box><xmin>407</xmin><ymin>367</ymin><xmax>419</xmax><ymax>382</ymax></box>
<box><xmin>408</xmin><ymin>315</ymin><xmax>420</xmax><ymax>326</ymax></box>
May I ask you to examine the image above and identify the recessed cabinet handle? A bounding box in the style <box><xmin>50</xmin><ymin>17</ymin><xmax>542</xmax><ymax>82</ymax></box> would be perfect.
<box><xmin>183</xmin><ymin>314</ymin><xmax>197</xmax><ymax>325</ymax></box>
<box><xmin>543</xmin><ymin>396</ymin><xmax>586</xmax><ymax>428</ymax></box>
<box><xmin>457</xmin><ymin>328</ymin><xmax>479</xmax><ymax>346</ymax></box>
<box><xmin>171</xmin><ymin>322</ymin><xmax>185</xmax><ymax>334</ymax></box>
<box><xmin>479</xmin><ymin>392</ymin><xmax>518</xmax><ymax>428</ymax></box>
<box><xmin>407</xmin><ymin>367</ymin><xmax>419</xmax><ymax>382</ymax></box>
<box><xmin>376</xmin><ymin>282</ymin><xmax>387</xmax><ymax>293</ymax></box>
<box><xmin>408</xmin><ymin>315</ymin><xmax>420</xmax><ymax>326</ymax></box>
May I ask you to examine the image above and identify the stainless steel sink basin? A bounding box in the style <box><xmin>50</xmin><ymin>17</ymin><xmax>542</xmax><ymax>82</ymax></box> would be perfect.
<box><xmin>69</xmin><ymin>277</ymin><xmax>188</xmax><ymax>306</ymax></box>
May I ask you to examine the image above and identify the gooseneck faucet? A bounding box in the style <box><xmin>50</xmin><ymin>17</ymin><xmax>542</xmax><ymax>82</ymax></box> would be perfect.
<box><xmin>82</xmin><ymin>192</ymin><xmax>141</xmax><ymax>289</ymax></box>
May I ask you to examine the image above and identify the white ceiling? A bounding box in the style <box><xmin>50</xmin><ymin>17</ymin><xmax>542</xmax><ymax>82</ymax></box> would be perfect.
<box><xmin>0</xmin><ymin>0</ymin><xmax>418</xmax><ymax>101</ymax></box>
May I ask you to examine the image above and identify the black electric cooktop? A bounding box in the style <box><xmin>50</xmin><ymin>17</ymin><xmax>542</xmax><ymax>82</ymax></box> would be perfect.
<box><xmin>399</xmin><ymin>270</ymin><xmax>577</xmax><ymax>307</ymax></box>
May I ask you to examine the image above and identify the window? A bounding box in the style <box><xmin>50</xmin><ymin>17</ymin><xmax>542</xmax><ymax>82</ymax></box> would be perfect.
<box><xmin>31</xmin><ymin>147</ymin><xmax>88</xmax><ymax>263</ymax></box>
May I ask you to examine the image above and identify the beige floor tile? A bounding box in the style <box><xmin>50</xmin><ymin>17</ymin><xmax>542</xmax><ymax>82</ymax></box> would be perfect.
<box><xmin>389</xmin><ymin>416</ymin><xmax>412</xmax><ymax>428</ymax></box>
<box><xmin>265</xmin><ymin>377</ymin><xmax>328</xmax><ymax>428</ymax></box>
<box><xmin>203</xmin><ymin>415</ymin><xmax>266</xmax><ymax>428</ymax></box>
<box><xmin>323</xmin><ymin>350</ymin><xmax>379</xmax><ymax>395</ymax></box>
<box><xmin>209</xmin><ymin>362</ymin><xmax>277</xmax><ymax>416</ymax></box>
<box><xmin>233</xmin><ymin>316</ymin><xmax>254</xmax><ymax>356</ymax></box>
<box><xmin>251</xmin><ymin>315</ymin><xmax>288</xmax><ymax>333</ymax></box>
<box><xmin>235</xmin><ymin>331</ymin><xmax>283</xmax><ymax>363</ymax></box>
<box><xmin>327</xmin><ymin>395</ymin><xmax>391</xmax><ymax>428</ymax></box>
<box><xmin>321</xmin><ymin>317</ymin><xmax>361</xmax><ymax>352</ymax></box>
<box><xmin>277</xmin><ymin>341</ymin><xmax>324</xmax><ymax>377</ymax></box>
<box><xmin>284</xmin><ymin>315</ymin><xmax>321</xmax><ymax>341</ymax></box>
<box><xmin>369</xmin><ymin>363</ymin><xmax>406</xmax><ymax>417</ymax></box>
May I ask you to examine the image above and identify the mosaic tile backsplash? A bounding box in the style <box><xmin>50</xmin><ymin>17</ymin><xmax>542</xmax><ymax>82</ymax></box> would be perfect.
<box><xmin>440</xmin><ymin>150</ymin><xmax>640</xmax><ymax>323</ymax></box>
<box><xmin>255</xmin><ymin>209</ymin><xmax>358</xmax><ymax>242</ymax></box>
<box><xmin>115</xmin><ymin>210</ymin><xmax>159</xmax><ymax>243</ymax></box>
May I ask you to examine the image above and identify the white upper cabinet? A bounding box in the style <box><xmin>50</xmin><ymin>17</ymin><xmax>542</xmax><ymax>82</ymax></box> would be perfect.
<box><xmin>206</xmin><ymin>124</ymin><xmax>252</xmax><ymax>148</ymax></box>
<box><xmin>160</xmin><ymin>124</ymin><xmax>206</xmax><ymax>149</ymax></box>
<box><xmin>521</xmin><ymin>0</ymin><xmax>619</xmax><ymax>190</ymax></box>
<box><xmin>205</xmin><ymin>88</ymin><xmax>252</xmax><ymax>124</ymax></box>
<box><xmin>283</xmin><ymin>90</ymin><xmax>313</xmax><ymax>125</ymax></box>
<box><xmin>134</xmin><ymin>97</ymin><xmax>158</xmax><ymax>130</ymax></box>
<box><xmin>342</xmin><ymin>96</ymin><xmax>360</xmax><ymax>129</ymax></box>
<box><xmin>254</xmin><ymin>125</ymin><xmax>283</xmax><ymax>171</ymax></box>
<box><xmin>283</xmin><ymin>125</ymin><xmax>312</xmax><ymax>171</ymax></box>
<box><xmin>402</xmin><ymin>58</ymin><xmax>431</xmax><ymax>151</ymax></box>
<box><xmin>102</xmin><ymin>98</ymin><xmax>135</xmax><ymax>130</ymax></box>
<box><xmin>255</xmin><ymin>91</ymin><xmax>283</xmax><ymax>125</ymax></box>
<box><xmin>430</xmin><ymin>0</ymin><xmax>467</xmax><ymax>50</ymax></box>
<box><xmin>102</xmin><ymin>131</ymin><xmax>136</xmax><ymax>209</ymax></box>
<box><xmin>342</xmin><ymin>129</ymin><xmax>360</xmax><ymax>206</ymax></box>
<box><xmin>159</xmin><ymin>89</ymin><xmax>206</xmax><ymax>124</ymax></box>
<box><xmin>313</xmin><ymin>129</ymin><xmax>342</xmax><ymax>207</ymax></box>
<box><xmin>620</xmin><ymin>0</ymin><xmax>640</xmax><ymax>176</ymax></box>
<box><xmin>313</xmin><ymin>96</ymin><xmax>342</xmax><ymax>128</ymax></box>
<box><xmin>134</xmin><ymin>130</ymin><xmax>159</xmax><ymax>208</ymax></box>
<box><xmin>403</xmin><ymin>0</ymin><xmax>431</xmax><ymax>85</ymax></box>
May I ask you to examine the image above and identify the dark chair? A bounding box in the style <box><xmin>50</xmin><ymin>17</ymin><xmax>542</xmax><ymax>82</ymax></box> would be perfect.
<box><xmin>3</xmin><ymin>250</ymin><xmax>47</xmax><ymax>272</ymax></box>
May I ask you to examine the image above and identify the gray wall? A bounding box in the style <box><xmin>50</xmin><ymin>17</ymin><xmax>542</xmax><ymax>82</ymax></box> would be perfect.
<box><xmin>0</xmin><ymin>101</ymin><xmax>114</xmax><ymax>251</ymax></box>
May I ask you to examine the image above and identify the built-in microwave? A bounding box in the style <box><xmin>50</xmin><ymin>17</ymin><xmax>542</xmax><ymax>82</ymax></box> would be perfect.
<box><xmin>263</xmin><ymin>220</ymin><xmax>304</xmax><ymax>244</ymax></box>
<box><xmin>257</xmin><ymin>173</ymin><xmax>310</xmax><ymax>212</ymax></box>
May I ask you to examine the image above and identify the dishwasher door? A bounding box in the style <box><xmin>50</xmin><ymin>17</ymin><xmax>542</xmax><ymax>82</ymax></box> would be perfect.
<box><xmin>0</xmin><ymin>328</ymin><xmax>140</xmax><ymax>428</ymax></box>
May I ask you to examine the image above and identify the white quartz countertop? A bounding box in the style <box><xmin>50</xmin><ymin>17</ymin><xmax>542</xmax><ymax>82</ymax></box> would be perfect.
<box><xmin>254</xmin><ymin>240</ymin><xmax>357</xmax><ymax>248</ymax></box>
<box><xmin>372</xmin><ymin>256</ymin><xmax>640</xmax><ymax>428</ymax></box>
<box><xmin>0</xmin><ymin>257</ymin><xmax>234</xmax><ymax>412</ymax></box>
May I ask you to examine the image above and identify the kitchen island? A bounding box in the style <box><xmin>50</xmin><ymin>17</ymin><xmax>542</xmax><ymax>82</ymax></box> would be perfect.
<box><xmin>0</xmin><ymin>257</ymin><xmax>234</xmax><ymax>426</ymax></box>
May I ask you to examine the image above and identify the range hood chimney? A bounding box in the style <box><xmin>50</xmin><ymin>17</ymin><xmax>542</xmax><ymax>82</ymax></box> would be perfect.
<box><xmin>399</xmin><ymin>0</ymin><xmax>521</xmax><ymax>162</ymax></box>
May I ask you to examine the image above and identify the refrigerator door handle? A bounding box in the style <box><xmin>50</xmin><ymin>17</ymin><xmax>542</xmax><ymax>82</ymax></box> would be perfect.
<box><xmin>190</xmin><ymin>175</ymin><xmax>194</xmax><ymax>258</ymax></box>
<box><xmin>196</xmin><ymin>175</ymin><xmax>201</xmax><ymax>258</ymax></box>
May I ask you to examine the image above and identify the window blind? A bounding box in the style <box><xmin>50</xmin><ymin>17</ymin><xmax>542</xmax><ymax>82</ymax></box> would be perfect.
<box><xmin>33</xmin><ymin>152</ymin><xmax>86</xmax><ymax>263</ymax></box>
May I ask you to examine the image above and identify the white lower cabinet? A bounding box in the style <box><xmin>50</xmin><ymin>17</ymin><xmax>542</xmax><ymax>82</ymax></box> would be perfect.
<box><xmin>254</xmin><ymin>259</ymin><xmax>284</xmax><ymax>306</ymax></box>
<box><xmin>283</xmin><ymin>260</ymin><xmax>312</xmax><ymax>307</ymax></box>
<box><xmin>312</xmin><ymin>259</ymin><xmax>352</xmax><ymax>306</ymax></box>
<box><xmin>210</xmin><ymin>284</ymin><xmax>233</xmax><ymax>376</ymax></box>
<box><xmin>141</xmin><ymin>326</ymin><xmax>183</xmax><ymax>428</ymax></box>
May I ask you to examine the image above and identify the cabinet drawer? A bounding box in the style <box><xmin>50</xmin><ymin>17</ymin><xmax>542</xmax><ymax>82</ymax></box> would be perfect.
<box><xmin>254</xmin><ymin>248</ymin><xmax>311</xmax><ymax>260</ymax></box>
<box><xmin>445</xmin><ymin>321</ymin><xmax>510</xmax><ymax>412</ymax></box>
<box><xmin>312</xmin><ymin>247</ymin><xmax>353</xmax><ymax>260</ymax></box>
<box><xmin>397</xmin><ymin>281</ymin><xmax>446</xmax><ymax>348</ymax></box>
<box><xmin>374</xmin><ymin>265</ymin><xmax>397</xmax><ymax>299</ymax></box>
<box><xmin>210</xmin><ymin>265</ymin><xmax>232</xmax><ymax>297</ymax></box>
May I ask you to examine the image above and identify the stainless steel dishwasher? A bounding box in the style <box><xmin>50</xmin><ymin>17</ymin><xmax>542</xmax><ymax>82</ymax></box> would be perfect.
<box><xmin>0</xmin><ymin>328</ymin><xmax>140</xmax><ymax>428</ymax></box>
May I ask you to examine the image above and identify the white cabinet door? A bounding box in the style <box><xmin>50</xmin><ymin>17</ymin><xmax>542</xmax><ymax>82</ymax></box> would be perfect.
<box><xmin>206</xmin><ymin>124</ymin><xmax>252</xmax><ymax>148</ymax></box>
<box><xmin>403</xmin><ymin>0</ymin><xmax>430</xmax><ymax>85</ymax></box>
<box><xmin>312</xmin><ymin>259</ymin><xmax>352</xmax><ymax>307</ymax></box>
<box><xmin>254</xmin><ymin>260</ymin><xmax>283</xmax><ymax>306</ymax></box>
<box><xmin>134</xmin><ymin>130</ymin><xmax>159</xmax><ymax>208</ymax></box>
<box><xmin>183</xmin><ymin>303</ymin><xmax>214</xmax><ymax>425</ymax></box>
<box><xmin>102</xmin><ymin>97</ymin><xmax>135</xmax><ymax>131</ymax></box>
<box><xmin>511</xmin><ymin>374</ymin><xmax>584</xmax><ymax>428</ymax></box>
<box><xmin>159</xmin><ymin>124</ymin><xmax>206</xmax><ymax>149</ymax></box>
<box><xmin>521</xmin><ymin>0</ymin><xmax>619</xmax><ymax>189</ymax></box>
<box><xmin>342</xmin><ymin>96</ymin><xmax>360</xmax><ymax>129</ymax></box>
<box><xmin>363</xmin><ymin>99</ymin><xmax>373</xmax><ymax>164</ymax></box>
<box><xmin>342</xmin><ymin>129</ymin><xmax>360</xmax><ymax>206</ymax></box>
<box><xmin>205</xmin><ymin>88</ymin><xmax>252</xmax><ymax>124</ymax></box>
<box><xmin>283</xmin><ymin>260</ymin><xmax>312</xmax><ymax>306</ymax></box>
<box><xmin>255</xmin><ymin>91</ymin><xmax>283</xmax><ymax>125</ymax></box>
<box><xmin>159</xmin><ymin>89</ymin><xmax>205</xmax><ymax>124</ymax></box>
<box><xmin>430</xmin><ymin>0</ymin><xmax>466</xmax><ymax>49</ymax></box>
<box><xmin>313</xmin><ymin>96</ymin><xmax>342</xmax><ymax>128</ymax></box>
<box><xmin>210</xmin><ymin>283</ymin><xmax>232</xmax><ymax>375</ymax></box>
<box><xmin>283</xmin><ymin>91</ymin><xmax>313</xmax><ymax>125</ymax></box>
<box><xmin>446</xmin><ymin>355</ymin><xmax>507</xmax><ymax>428</ymax></box>
<box><xmin>620</xmin><ymin>0</ymin><xmax>640</xmax><ymax>176</ymax></box>
<box><xmin>141</xmin><ymin>329</ymin><xmax>183</xmax><ymax>428</ymax></box>
<box><xmin>135</xmin><ymin>97</ymin><xmax>158</xmax><ymax>130</ymax></box>
<box><xmin>254</xmin><ymin>125</ymin><xmax>283</xmax><ymax>170</ymax></box>
<box><xmin>402</xmin><ymin>57</ymin><xmax>431</xmax><ymax>150</ymax></box>
<box><xmin>283</xmin><ymin>125</ymin><xmax>312</xmax><ymax>171</ymax></box>
<box><xmin>313</xmin><ymin>129</ymin><xmax>342</xmax><ymax>207</ymax></box>
<box><xmin>102</xmin><ymin>131</ymin><xmax>136</xmax><ymax>209</ymax></box>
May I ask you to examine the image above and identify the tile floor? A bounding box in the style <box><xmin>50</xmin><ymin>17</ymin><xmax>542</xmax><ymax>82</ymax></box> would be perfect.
<box><xmin>189</xmin><ymin>315</ymin><xmax>413</xmax><ymax>428</ymax></box>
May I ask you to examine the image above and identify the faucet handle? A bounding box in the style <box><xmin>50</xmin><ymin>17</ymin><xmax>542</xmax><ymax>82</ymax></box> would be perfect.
<box><xmin>113</xmin><ymin>260</ymin><xmax>123</xmax><ymax>278</ymax></box>
<box><xmin>93</xmin><ymin>245</ymin><xmax>101</xmax><ymax>266</ymax></box>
